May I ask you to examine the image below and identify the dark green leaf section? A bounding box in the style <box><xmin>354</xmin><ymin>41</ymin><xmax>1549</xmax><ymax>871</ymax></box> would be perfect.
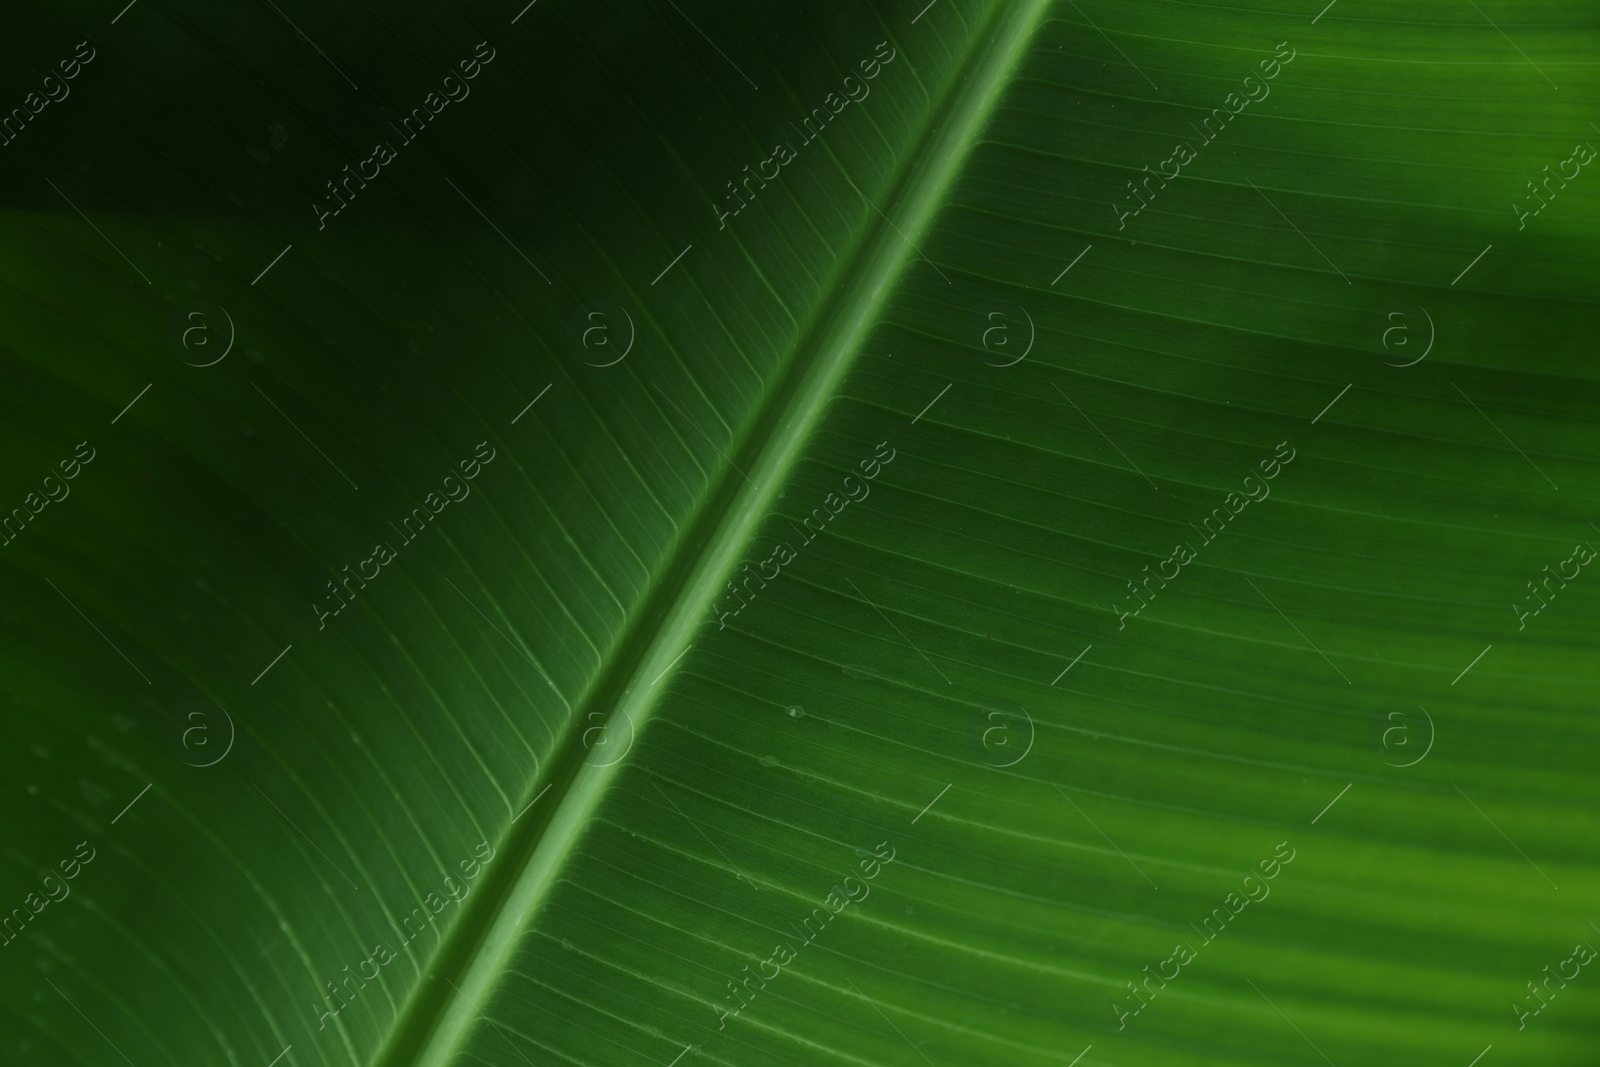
<box><xmin>0</xmin><ymin>0</ymin><xmax>988</xmax><ymax>1064</ymax></box>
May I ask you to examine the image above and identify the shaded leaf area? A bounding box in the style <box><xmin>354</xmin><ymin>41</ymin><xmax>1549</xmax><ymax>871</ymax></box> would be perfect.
<box><xmin>0</xmin><ymin>1</ymin><xmax>1597</xmax><ymax>1067</ymax></box>
<box><xmin>0</xmin><ymin>0</ymin><xmax>982</xmax><ymax>1064</ymax></box>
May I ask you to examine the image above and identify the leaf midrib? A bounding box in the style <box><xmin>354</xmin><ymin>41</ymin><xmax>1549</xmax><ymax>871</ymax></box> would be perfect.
<box><xmin>369</xmin><ymin>4</ymin><xmax>1052</xmax><ymax>1064</ymax></box>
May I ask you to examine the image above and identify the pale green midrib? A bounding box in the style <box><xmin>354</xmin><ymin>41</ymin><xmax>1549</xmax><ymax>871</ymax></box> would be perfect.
<box><xmin>391</xmin><ymin>4</ymin><xmax>1052</xmax><ymax>1065</ymax></box>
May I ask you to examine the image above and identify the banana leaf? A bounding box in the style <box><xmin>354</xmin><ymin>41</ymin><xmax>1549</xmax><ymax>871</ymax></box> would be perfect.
<box><xmin>1</xmin><ymin>2</ymin><xmax>1596</xmax><ymax>1065</ymax></box>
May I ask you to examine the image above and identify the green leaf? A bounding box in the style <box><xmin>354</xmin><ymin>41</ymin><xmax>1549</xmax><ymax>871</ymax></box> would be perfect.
<box><xmin>3</xmin><ymin>2</ymin><xmax>1597</xmax><ymax>1067</ymax></box>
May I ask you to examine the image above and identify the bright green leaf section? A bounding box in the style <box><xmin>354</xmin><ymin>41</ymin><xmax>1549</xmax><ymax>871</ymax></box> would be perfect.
<box><xmin>1</xmin><ymin>2</ymin><xmax>1597</xmax><ymax>1067</ymax></box>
